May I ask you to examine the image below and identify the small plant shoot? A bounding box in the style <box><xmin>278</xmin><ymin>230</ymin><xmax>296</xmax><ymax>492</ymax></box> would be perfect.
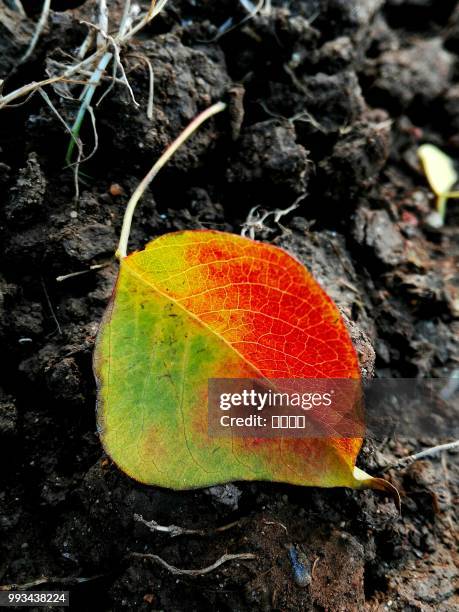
<box><xmin>94</xmin><ymin>104</ymin><xmax>396</xmax><ymax>499</ymax></box>
<box><xmin>418</xmin><ymin>143</ymin><xmax>459</xmax><ymax>224</ymax></box>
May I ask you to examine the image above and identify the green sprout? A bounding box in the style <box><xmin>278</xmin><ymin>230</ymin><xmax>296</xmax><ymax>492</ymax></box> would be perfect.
<box><xmin>418</xmin><ymin>144</ymin><xmax>459</xmax><ymax>226</ymax></box>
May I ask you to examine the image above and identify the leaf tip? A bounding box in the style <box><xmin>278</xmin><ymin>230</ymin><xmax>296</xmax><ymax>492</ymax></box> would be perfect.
<box><xmin>353</xmin><ymin>466</ymin><xmax>401</xmax><ymax>513</ymax></box>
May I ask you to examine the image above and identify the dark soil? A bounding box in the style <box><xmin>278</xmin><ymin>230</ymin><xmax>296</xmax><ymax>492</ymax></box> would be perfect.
<box><xmin>1</xmin><ymin>1</ymin><xmax>458</xmax><ymax>610</ymax></box>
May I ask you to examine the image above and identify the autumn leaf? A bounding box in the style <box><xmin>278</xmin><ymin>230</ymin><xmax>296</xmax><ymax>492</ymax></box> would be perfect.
<box><xmin>94</xmin><ymin>230</ymin><xmax>394</xmax><ymax>496</ymax></box>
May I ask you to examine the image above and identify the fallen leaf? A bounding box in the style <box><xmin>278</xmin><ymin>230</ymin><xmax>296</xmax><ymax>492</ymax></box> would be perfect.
<box><xmin>94</xmin><ymin>230</ymin><xmax>394</xmax><ymax>496</ymax></box>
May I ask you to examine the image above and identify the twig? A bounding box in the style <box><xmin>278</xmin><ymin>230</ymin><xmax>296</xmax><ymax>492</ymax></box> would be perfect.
<box><xmin>124</xmin><ymin>0</ymin><xmax>170</xmax><ymax>41</ymax></box>
<box><xmin>134</xmin><ymin>513</ymin><xmax>240</xmax><ymax>537</ymax></box>
<box><xmin>262</xmin><ymin>519</ymin><xmax>288</xmax><ymax>534</ymax></box>
<box><xmin>38</xmin><ymin>88</ymin><xmax>84</xmax><ymax>198</ymax></box>
<box><xmin>40</xmin><ymin>277</ymin><xmax>62</xmax><ymax>335</ymax></box>
<box><xmin>0</xmin><ymin>575</ymin><xmax>103</xmax><ymax>591</ymax></box>
<box><xmin>214</xmin><ymin>0</ymin><xmax>266</xmax><ymax>40</ymax></box>
<box><xmin>66</xmin><ymin>104</ymin><xmax>100</xmax><ymax>174</ymax></box>
<box><xmin>146</xmin><ymin>56</ymin><xmax>154</xmax><ymax>120</ymax></box>
<box><xmin>97</xmin><ymin>0</ymin><xmax>109</xmax><ymax>48</ymax></box>
<box><xmin>0</xmin><ymin>51</ymin><xmax>104</xmax><ymax>109</ymax></box>
<box><xmin>388</xmin><ymin>440</ymin><xmax>459</xmax><ymax>470</ymax></box>
<box><xmin>95</xmin><ymin>58</ymin><xmax>118</xmax><ymax>107</ymax></box>
<box><xmin>83</xmin><ymin>105</ymin><xmax>99</xmax><ymax>163</ymax></box>
<box><xmin>241</xmin><ymin>195</ymin><xmax>304</xmax><ymax>239</ymax></box>
<box><xmin>20</xmin><ymin>0</ymin><xmax>51</xmax><ymax>65</ymax></box>
<box><xmin>126</xmin><ymin>53</ymin><xmax>154</xmax><ymax>118</ymax></box>
<box><xmin>132</xmin><ymin>54</ymin><xmax>154</xmax><ymax>119</ymax></box>
<box><xmin>261</xmin><ymin>0</ymin><xmax>272</xmax><ymax>15</ymax></box>
<box><xmin>80</xmin><ymin>21</ymin><xmax>139</xmax><ymax>107</ymax></box>
<box><xmin>130</xmin><ymin>552</ymin><xmax>256</xmax><ymax>576</ymax></box>
<box><xmin>10</xmin><ymin>0</ymin><xmax>27</xmax><ymax>17</ymax></box>
<box><xmin>77</xmin><ymin>29</ymin><xmax>95</xmax><ymax>59</ymax></box>
<box><xmin>311</xmin><ymin>557</ymin><xmax>319</xmax><ymax>580</ymax></box>
<box><xmin>116</xmin><ymin>100</ymin><xmax>227</xmax><ymax>259</ymax></box>
<box><xmin>38</xmin><ymin>89</ymin><xmax>82</xmax><ymax>158</ymax></box>
<box><xmin>108</xmin><ymin>36</ymin><xmax>138</xmax><ymax>107</ymax></box>
<box><xmin>56</xmin><ymin>262</ymin><xmax>113</xmax><ymax>282</ymax></box>
<box><xmin>67</xmin><ymin>67</ymin><xmax>123</xmax><ymax>85</ymax></box>
<box><xmin>118</xmin><ymin>0</ymin><xmax>133</xmax><ymax>37</ymax></box>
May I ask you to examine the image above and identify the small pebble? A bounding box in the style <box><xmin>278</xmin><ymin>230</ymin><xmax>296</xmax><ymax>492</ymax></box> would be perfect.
<box><xmin>425</xmin><ymin>211</ymin><xmax>443</xmax><ymax>229</ymax></box>
<box><xmin>109</xmin><ymin>183</ymin><xmax>124</xmax><ymax>196</ymax></box>
<box><xmin>287</xmin><ymin>545</ymin><xmax>311</xmax><ymax>588</ymax></box>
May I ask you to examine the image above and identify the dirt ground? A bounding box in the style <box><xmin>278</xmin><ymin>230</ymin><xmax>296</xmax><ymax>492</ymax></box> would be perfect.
<box><xmin>0</xmin><ymin>0</ymin><xmax>458</xmax><ymax>610</ymax></box>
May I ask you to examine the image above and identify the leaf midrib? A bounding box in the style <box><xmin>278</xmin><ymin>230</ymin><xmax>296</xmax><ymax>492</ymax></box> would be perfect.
<box><xmin>123</xmin><ymin>257</ymin><xmax>269</xmax><ymax>383</ymax></box>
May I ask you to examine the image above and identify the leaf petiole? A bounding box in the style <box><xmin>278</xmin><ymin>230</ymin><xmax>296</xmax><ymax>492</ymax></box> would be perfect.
<box><xmin>116</xmin><ymin>100</ymin><xmax>227</xmax><ymax>259</ymax></box>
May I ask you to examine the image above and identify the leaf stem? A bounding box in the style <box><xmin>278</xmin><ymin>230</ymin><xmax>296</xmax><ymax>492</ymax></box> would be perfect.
<box><xmin>116</xmin><ymin>100</ymin><xmax>227</xmax><ymax>259</ymax></box>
